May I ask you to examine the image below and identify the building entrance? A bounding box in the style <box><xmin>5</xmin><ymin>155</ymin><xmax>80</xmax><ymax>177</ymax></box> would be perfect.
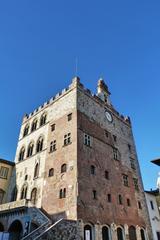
<box><xmin>8</xmin><ymin>220</ymin><xmax>23</xmax><ymax>240</ymax></box>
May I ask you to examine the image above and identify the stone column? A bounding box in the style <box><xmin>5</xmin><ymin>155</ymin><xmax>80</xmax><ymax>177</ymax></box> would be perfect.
<box><xmin>77</xmin><ymin>219</ymin><xmax>84</xmax><ymax>240</ymax></box>
<box><xmin>124</xmin><ymin>224</ymin><xmax>129</xmax><ymax>240</ymax></box>
<box><xmin>94</xmin><ymin>223</ymin><xmax>101</xmax><ymax>240</ymax></box>
<box><xmin>136</xmin><ymin>225</ymin><xmax>141</xmax><ymax>240</ymax></box>
<box><xmin>111</xmin><ymin>223</ymin><xmax>117</xmax><ymax>240</ymax></box>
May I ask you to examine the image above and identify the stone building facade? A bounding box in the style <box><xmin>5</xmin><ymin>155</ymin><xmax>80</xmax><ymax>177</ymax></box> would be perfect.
<box><xmin>145</xmin><ymin>190</ymin><xmax>160</xmax><ymax>240</ymax></box>
<box><xmin>0</xmin><ymin>159</ymin><xmax>15</xmax><ymax>205</ymax></box>
<box><xmin>0</xmin><ymin>77</ymin><xmax>153</xmax><ymax>240</ymax></box>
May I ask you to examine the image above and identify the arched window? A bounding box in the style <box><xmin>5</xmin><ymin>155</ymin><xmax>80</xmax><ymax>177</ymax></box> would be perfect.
<box><xmin>84</xmin><ymin>225</ymin><xmax>93</xmax><ymax>240</ymax></box>
<box><xmin>102</xmin><ymin>226</ymin><xmax>110</xmax><ymax>240</ymax></box>
<box><xmin>117</xmin><ymin>227</ymin><xmax>124</xmax><ymax>240</ymax></box>
<box><xmin>31</xmin><ymin>188</ymin><xmax>37</xmax><ymax>205</ymax></box>
<box><xmin>20</xmin><ymin>184</ymin><xmax>28</xmax><ymax>199</ymax></box>
<box><xmin>59</xmin><ymin>189</ymin><xmax>63</xmax><ymax>199</ymax></box>
<box><xmin>0</xmin><ymin>189</ymin><xmax>5</xmax><ymax>204</ymax></box>
<box><xmin>11</xmin><ymin>186</ymin><xmax>17</xmax><ymax>202</ymax></box>
<box><xmin>36</xmin><ymin>137</ymin><xmax>43</xmax><ymax>153</ymax></box>
<box><xmin>61</xmin><ymin>164</ymin><xmax>67</xmax><ymax>173</ymax></box>
<box><xmin>90</xmin><ymin>165</ymin><xmax>95</xmax><ymax>175</ymax></box>
<box><xmin>40</xmin><ymin>113</ymin><xmax>47</xmax><ymax>127</ymax></box>
<box><xmin>19</xmin><ymin>147</ymin><xmax>25</xmax><ymax>161</ymax></box>
<box><xmin>23</xmin><ymin>124</ymin><xmax>29</xmax><ymax>137</ymax></box>
<box><xmin>140</xmin><ymin>229</ymin><xmax>146</xmax><ymax>240</ymax></box>
<box><xmin>31</xmin><ymin>119</ymin><xmax>37</xmax><ymax>132</ymax></box>
<box><xmin>27</xmin><ymin>142</ymin><xmax>34</xmax><ymax>157</ymax></box>
<box><xmin>129</xmin><ymin>226</ymin><xmax>137</xmax><ymax>240</ymax></box>
<box><xmin>49</xmin><ymin>168</ymin><xmax>54</xmax><ymax>177</ymax></box>
<box><xmin>34</xmin><ymin>163</ymin><xmax>39</xmax><ymax>179</ymax></box>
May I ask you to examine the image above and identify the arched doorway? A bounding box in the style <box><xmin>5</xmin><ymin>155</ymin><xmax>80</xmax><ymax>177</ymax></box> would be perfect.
<box><xmin>117</xmin><ymin>227</ymin><xmax>124</xmax><ymax>240</ymax></box>
<box><xmin>0</xmin><ymin>222</ymin><xmax>4</xmax><ymax>232</ymax></box>
<box><xmin>31</xmin><ymin>188</ymin><xmax>37</xmax><ymax>205</ymax></box>
<box><xmin>84</xmin><ymin>224</ymin><xmax>93</xmax><ymax>240</ymax></box>
<box><xmin>140</xmin><ymin>229</ymin><xmax>146</xmax><ymax>240</ymax></box>
<box><xmin>8</xmin><ymin>220</ymin><xmax>23</xmax><ymax>240</ymax></box>
<box><xmin>30</xmin><ymin>222</ymin><xmax>38</xmax><ymax>232</ymax></box>
<box><xmin>102</xmin><ymin>226</ymin><xmax>110</xmax><ymax>240</ymax></box>
<box><xmin>129</xmin><ymin>226</ymin><xmax>137</xmax><ymax>240</ymax></box>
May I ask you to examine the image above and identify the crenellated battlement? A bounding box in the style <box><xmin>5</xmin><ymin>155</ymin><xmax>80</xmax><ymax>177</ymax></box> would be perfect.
<box><xmin>22</xmin><ymin>76</ymin><xmax>131</xmax><ymax>126</ymax></box>
<box><xmin>22</xmin><ymin>77</ymin><xmax>80</xmax><ymax>124</ymax></box>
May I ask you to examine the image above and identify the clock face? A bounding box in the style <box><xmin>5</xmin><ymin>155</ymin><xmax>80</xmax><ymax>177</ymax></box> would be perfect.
<box><xmin>105</xmin><ymin>111</ymin><xmax>113</xmax><ymax>122</ymax></box>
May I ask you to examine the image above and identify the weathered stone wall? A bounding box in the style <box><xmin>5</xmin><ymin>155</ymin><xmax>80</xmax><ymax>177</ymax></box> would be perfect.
<box><xmin>14</xmin><ymin>79</ymin><xmax>77</xmax><ymax>210</ymax></box>
<box><xmin>41</xmin><ymin>110</ymin><xmax>78</xmax><ymax>220</ymax></box>
<box><xmin>40</xmin><ymin>220</ymin><xmax>81</xmax><ymax>240</ymax></box>
<box><xmin>77</xmin><ymin>83</ymin><xmax>153</xmax><ymax>239</ymax></box>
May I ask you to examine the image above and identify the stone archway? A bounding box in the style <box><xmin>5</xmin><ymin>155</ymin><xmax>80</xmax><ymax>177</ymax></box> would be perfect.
<box><xmin>129</xmin><ymin>226</ymin><xmax>137</xmax><ymax>240</ymax></box>
<box><xmin>140</xmin><ymin>229</ymin><xmax>146</xmax><ymax>240</ymax></box>
<box><xmin>0</xmin><ymin>222</ymin><xmax>4</xmax><ymax>232</ymax></box>
<box><xmin>8</xmin><ymin>220</ymin><xmax>23</xmax><ymax>240</ymax></box>
<box><xmin>117</xmin><ymin>227</ymin><xmax>124</xmax><ymax>240</ymax></box>
<box><xmin>84</xmin><ymin>224</ymin><xmax>93</xmax><ymax>240</ymax></box>
<box><xmin>102</xmin><ymin>226</ymin><xmax>110</xmax><ymax>240</ymax></box>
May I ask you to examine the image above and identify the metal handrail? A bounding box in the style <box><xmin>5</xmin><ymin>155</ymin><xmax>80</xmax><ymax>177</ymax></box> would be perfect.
<box><xmin>34</xmin><ymin>218</ymin><xmax>63</xmax><ymax>240</ymax></box>
<box><xmin>21</xmin><ymin>221</ymin><xmax>49</xmax><ymax>240</ymax></box>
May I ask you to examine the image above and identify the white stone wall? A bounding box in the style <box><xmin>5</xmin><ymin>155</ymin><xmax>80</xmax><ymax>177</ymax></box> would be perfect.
<box><xmin>145</xmin><ymin>192</ymin><xmax>160</xmax><ymax>240</ymax></box>
<box><xmin>15</xmin><ymin>85</ymin><xmax>77</xmax><ymax>209</ymax></box>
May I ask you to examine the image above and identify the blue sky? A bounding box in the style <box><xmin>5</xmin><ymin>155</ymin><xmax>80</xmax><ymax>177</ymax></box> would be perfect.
<box><xmin>0</xmin><ymin>0</ymin><xmax>160</xmax><ymax>190</ymax></box>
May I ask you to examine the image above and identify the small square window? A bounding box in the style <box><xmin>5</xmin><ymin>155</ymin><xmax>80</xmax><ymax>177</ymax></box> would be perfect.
<box><xmin>64</xmin><ymin>133</ymin><xmax>71</xmax><ymax>146</ymax></box>
<box><xmin>24</xmin><ymin>175</ymin><xmax>28</xmax><ymax>181</ymax></box>
<box><xmin>93</xmin><ymin>190</ymin><xmax>97</xmax><ymax>200</ymax></box>
<box><xmin>67</xmin><ymin>113</ymin><xmax>72</xmax><ymax>121</ymax></box>
<box><xmin>113</xmin><ymin>148</ymin><xmax>118</xmax><ymax>160</ymax></box>
<box><xmin>105</xmin><ymin>130</ymin><xmax>109</xmax><ymax>138</ymax></box>
<box><xmin>127</xmin><ymin>198</ymin><xmax>131</xmax><ymax>206</ymax></box>
<box><xmin>138</xmin><ymin>201</ymin><xmax>142</xmax><ymax>209</ymax></box>
<box><xmin>51</xmin><ymin>124</ymin><xmax>55</xmax><ymax>132</ymax></box>
<box><xmin>50</xmin><ymin>140</ymin><xmax>56</xmax><ymax>152</ymax></box>
<box><xmin>113</xmin><ymin>135</ymin><xmax>117</xmax><ymax>142</ymax></box>
<box><xmin>130</xmin><ymin>158</ymin><xmax>136</xmax><ymax>170</ymax></box>
<box><xmin>105</xmin><ymin>171</ymin><xmax>109</xmax><ymax>180</ymax></box>
<box><xmin>0</xmin><ymin>167</ymin><xmax>9</xmax><ymax>179</ymax></box>
<box><xmin>123</xmin><ymin>174</ymin><xmax>129</xmax><ymax>187</ymax></box>
<box><xmin>133</xmin><ymin>178</ymin><xmax>139</xmax><ymax>191</ymax></box>
<box><xmin>128</xmin><ymin>144</ymin><xmax>131</xmax><ymax>151</ymax></box>
<box><xmin>150</xmin><ymin>200</ymin><xmax>154</xmax><ymax>210</ymax></box>
<box><xmin>118</xmin><ymin>194</ymin><xmax>123</xmax><ymax>205</ymax></box>
<box><xmin>90</xmin><ymin>165</ymin><xmax>96</xmax><ymax>175</ymax></box>
<box><xmin>107</xmin><ymin>194</ymin><xmax>111</xmax><ymax>202</ymax></box>
<box><xmin>84</xmin><ymin>134</ymin><xmax>92</xmax><ymax>147</ymax></box>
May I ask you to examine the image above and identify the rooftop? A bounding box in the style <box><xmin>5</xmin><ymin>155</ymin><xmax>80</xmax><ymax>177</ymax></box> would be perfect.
<box><xmin>0</xmin><ymin>158</ymin><xmax>15</xmax><ymax>166</ymax></box>
<box><xmin>151</xmin><ymin>158</ymin><xmax>160</xmax><ymax>166</ymax></box>
<box><xmin>145</xmin><ymin>189</ymin><xmax>159</xmax><ymax>196</ymax></box>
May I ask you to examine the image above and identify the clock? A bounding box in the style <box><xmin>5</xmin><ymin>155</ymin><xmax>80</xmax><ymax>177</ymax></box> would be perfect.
<box><xmin>105</xmin><ymin>110</ymin><xmax>113</xmax><ymax>123</ymax></box>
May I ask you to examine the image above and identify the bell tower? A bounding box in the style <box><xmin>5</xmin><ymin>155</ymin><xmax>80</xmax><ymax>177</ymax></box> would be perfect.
<box><xmin>97</xmin><ymin>78</ymin><xmax>111</xmax><ymax>105</ymax></box>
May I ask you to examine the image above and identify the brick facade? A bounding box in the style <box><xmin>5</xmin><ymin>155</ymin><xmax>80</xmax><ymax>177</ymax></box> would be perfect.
<box><xmin>0</xmin><ymin>77</ymin><xmax>153</xmax><ymax>240</ymax></box>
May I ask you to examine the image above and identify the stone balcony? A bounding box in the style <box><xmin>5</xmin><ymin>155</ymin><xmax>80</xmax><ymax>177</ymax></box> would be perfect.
<box><xmin>0</xmin><ymin>199</ymin><xmax>29</xmax><ymax>212</ymax></box>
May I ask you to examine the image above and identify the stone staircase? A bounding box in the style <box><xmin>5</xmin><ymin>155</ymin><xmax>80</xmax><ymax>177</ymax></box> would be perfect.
<box><xmin>21</xmin><ymin>220</ymin><xmax>51</xmax><ymax>240</ymax></box>
<box><xmin>22</xmin><ymin>218</ymin><xmax>81</xmax><ymax>240</ymax></box>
